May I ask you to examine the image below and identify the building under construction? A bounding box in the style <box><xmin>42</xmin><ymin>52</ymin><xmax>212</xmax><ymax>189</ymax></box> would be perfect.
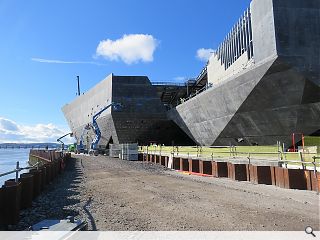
<box><xmin>62</xmin><ymin>0</ymin><xmax>320</xmax><ymax>150</ymax></box>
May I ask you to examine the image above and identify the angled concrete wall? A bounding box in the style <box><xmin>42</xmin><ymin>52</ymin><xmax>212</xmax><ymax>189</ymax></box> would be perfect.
<box><xmin>167</xmin><ymin>58</ymin><xmax>276</xmax><ymax>145</ymax></box>
<box><xmin>62</xmin><ymin>75</ymin><xmax>194</xmax><ymax>148</ymax></box>
<box><xmin>110</xmin><ymin>76</ymin><xmax>194</xmax><ymax>145</ymax></box>
<box><xmin>168</xmin><ymin>0</ymin><xmax>320</xmax><ymax>146</ymax></box>
<box><xmin>214</xmin><ymin>59</ymin><xmax>320</xmax><ymax>146</ymax></box>
<box><xmin>62</xmin><ymin>74</ymin><xmax>113</xmax><ymax>143</ymax></box>
<box><xmin>272</xmin><ymin>0</ymin><xmax>320</xmax><ymax>86</ymax></box>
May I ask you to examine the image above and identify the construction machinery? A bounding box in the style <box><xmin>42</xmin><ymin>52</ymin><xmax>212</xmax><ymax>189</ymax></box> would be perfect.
<box><xmin>57</xmin><ymin>133</ymin><xmax>73</xmax><ymax>151</ymax></box>
<box><xmin>76</xmin><ymin>124</ymin><xmax>91</xmax><ymax>154</ymax></box>
<box><xmin>68</xmin><ymin>143</ymin><xmax>76</xmax><ymax>152</ymax></box>
<box><xmin>89</xmin><ymin>102</ymin><xmax>122</xmax><ymax>155</ymax></box>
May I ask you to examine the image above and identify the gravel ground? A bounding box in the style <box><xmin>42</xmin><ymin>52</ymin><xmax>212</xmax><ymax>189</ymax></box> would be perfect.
<box><xmin>11</xmin><ymin>158</ymin><xmax>86</xmax><ymax>230</ymax></box>
<box><xmin>11</xmin><ymin>155</ymin><xmax>320</xmax><ymax>231</ymax></box>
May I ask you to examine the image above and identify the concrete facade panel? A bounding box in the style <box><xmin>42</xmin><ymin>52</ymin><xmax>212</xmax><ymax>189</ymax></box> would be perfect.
<box><xmin>168</xmin><ymin>59</ymin><xmax>275</xmax><ymax>145</ymax></box>
<box><xmin>251</xmin><ymin>0</ymin><xmax>277</xmax><ymax>63</ymax></box>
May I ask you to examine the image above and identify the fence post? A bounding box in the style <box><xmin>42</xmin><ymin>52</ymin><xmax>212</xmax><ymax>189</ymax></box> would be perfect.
<box><xmin>247</xmin><ymin>154</ymin><xmax>251</xmax><ymax>182</ymax></box>
<box><xmin>299</xmin><ymin>152</ymin><xmax>305</xmax><ymax>170</ymax></box>
<box><xmin>15</xmin><ymin>161</ymin><xmax>19</xmax><ymax>182</ymax></box>
<box><xmin>168</xmin><ymin>152</ymin><xmax>174</xmax><ymax>169</ymax></box>
<box><xmin>146</xmin><ymin>146</ymin><xmax>149</xmax><ymax>161</ymax></box>
<box><xmin>312</xmin><ymin>156</ymin><xmax>319</xmax><ymax>195</ymax></box>
<box><xmin>312</xmin><ymin>156</ymin><xmax>317</xmax><ymax>174</ymax></box>
<box><xmin>277</xmin><ymin>141</ymin><xmax>280</xmax><ymax>161</ymax></box>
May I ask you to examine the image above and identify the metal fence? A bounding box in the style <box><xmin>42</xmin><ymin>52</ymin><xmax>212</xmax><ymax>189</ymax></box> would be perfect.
<box><xmin>0</xmin><ymin>161</ymin><xmax>40</xmax><ymax>183</ymax></box>
<box><xmin>139</xmin><ymin>145</ymin><xmax>320</xmax><ymax>171</ymax></box>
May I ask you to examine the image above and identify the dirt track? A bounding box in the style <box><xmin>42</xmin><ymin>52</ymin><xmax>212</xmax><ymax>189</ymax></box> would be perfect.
<box><xmin>73</xmin><ymin>155</ymin><xmax>319</xmax><ymax>231</ymax></box>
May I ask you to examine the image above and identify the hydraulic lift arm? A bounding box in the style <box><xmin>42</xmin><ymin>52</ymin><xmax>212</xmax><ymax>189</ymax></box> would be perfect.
<box><xmin>57</xmin><ymin>132</ymin><xmax>73</xmax><ymax>150</ymax></box>
<box><xmin>90</xmin><ymin>102</ymin><xmax>121</xmax><ymax>151</ymax></box>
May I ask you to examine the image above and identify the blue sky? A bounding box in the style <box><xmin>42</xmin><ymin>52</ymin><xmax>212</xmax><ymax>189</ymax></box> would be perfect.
<box><xmin>0</xmin><ymin>0</ymin><xmax>251</xmax><ymax>143</ymax></box>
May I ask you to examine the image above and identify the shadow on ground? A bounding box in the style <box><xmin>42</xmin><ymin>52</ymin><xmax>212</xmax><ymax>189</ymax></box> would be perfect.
<box><xmin>9</xmin><ymin>158</ymin><xmax>89</xmax><ymax>230</ymax></box>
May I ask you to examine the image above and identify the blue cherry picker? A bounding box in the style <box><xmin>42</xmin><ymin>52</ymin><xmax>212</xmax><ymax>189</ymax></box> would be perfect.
<box><xmin>89</xmin><ymin>102</ymin><xmax>121</xmax><ymax>155</ymax></box>
<box><xmin>57</xmin><ymin>132</ymin><xmax>73</xmax><ymax>151</ymax></box>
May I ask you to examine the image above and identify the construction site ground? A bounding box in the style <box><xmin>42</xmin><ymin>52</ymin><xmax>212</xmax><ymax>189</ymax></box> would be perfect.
<box><xmin>14</xmin><ymin>155</ymin><xmax>320</xmax><ymax>231</ymax></box>
<box><xmin>74</xmin><ymin>155</ymin><xmax>320</xmax><ymax>231</ymax></box>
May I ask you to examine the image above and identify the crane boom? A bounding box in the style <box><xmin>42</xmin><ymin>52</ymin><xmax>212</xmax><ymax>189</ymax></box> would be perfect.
<box><xmin>90</xmin><ymin>102</ymin><xmax>121</xmax><ymax>152</ymax></box>
<box><xmin>57</xmin><ymin>132</ymin><xmax>72</xmax><ymax>150</ymax></box>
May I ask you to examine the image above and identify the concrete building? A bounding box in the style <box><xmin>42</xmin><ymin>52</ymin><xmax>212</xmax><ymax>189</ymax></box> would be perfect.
<box><xmin>62</xmin><ymin>74</ymin><xmax>194</xmax><ymax>149</ymax></box>
<box><xmin>167</xmin><ymin>0</ymin><xmax>320</xmax><ymax>146</ymax></box>
<box><xmin>62</xmin><ymin>0</ymin><xmax>320</xmax><ymax>148</ymax></box>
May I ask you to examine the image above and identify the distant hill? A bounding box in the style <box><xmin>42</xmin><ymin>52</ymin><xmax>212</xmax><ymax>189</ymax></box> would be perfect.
<box><xmin>0</xmin><ymin>143</ymin><xmax>63</xmax><ymax>149</ymax></box>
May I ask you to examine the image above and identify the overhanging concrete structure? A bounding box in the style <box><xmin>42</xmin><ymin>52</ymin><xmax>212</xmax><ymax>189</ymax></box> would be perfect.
<box><xmin>62</xmin><ymin>75</ymin><xmax>194</xmax><ymax>149</ymax></box>
<box><xmin>62</xmin><ymin>0</ymin><xmax>319</xmax><ymax>148</ymax></box>
<box><xmin>167</xmin><ymin>0</ymin><xmax>320</xmax><ymax>146</ymax></box>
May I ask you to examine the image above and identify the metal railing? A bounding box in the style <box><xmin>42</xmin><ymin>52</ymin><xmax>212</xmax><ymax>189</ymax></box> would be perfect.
<box><xmin>176</xmin><ymin>83</ymin><xmax>213</xmax><ymax>106</ymax></box>
<box><xmin>0</xmin><ymin>161</ymin><xmax>40</xmax><ymax>183</ymax></box>
<box><xmin>140</xmin><ymin>145</ymin><xmax>320</xmax><ymax>170</ymax></box>
<box><xmin>151</xmin><ymin>82</ymin><xmax>186</xmax><ymax>86</ymax></box>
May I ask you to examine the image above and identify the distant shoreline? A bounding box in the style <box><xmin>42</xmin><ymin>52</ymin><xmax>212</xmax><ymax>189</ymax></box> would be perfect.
<box><xmin>0</xmin><ymin>143</ymin><xmax>61</xmax><ymax>149</ymax></box>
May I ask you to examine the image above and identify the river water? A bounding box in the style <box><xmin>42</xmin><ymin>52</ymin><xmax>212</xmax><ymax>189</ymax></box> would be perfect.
<box><xmin>0</xmin><ymin>148</ymin><xmax>30</xmax><ymax>186</ymax></box>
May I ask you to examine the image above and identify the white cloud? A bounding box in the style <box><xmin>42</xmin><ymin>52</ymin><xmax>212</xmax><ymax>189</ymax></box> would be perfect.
<box><xmin>96</xmin><ymin>34</ymin><xmax>158</xmax><ymax>64</ymax></box>
<box><xmin>196</xmin><ymin>48</ymin><xmax>215</xmax><ymax>62</ymax></box>
<box><xmin>31</xmin><ymin>58</ymin><xmax>105</xmax><ymax>66</ymax></box>
<box><xmin>0</xmin><ymin>117</ymin><xmax>74</xmax><ymax>144</ymax></box>
<box><xmin>0</xmin><ymin>118</ymin><xmax>19</xmax><ymax>131</ymax></box>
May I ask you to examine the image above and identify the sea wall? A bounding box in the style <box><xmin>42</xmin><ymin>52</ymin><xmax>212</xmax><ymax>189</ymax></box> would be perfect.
<box><xmin>0</xmin><ymin>150</ymin><xmax>71</xmax><ymax>228</ymax></box>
